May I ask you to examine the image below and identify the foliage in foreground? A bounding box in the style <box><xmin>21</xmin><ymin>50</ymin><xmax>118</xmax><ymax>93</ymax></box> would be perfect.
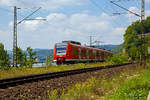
<box><xmin>104</xmin><ymin>64</ymin><xmax>150</xmax><ymax>100</ymax></box>
<box><xmin>13</xmin><ymin>46</ymin><xmax>37</xmax><ymax>67</ymax></box>
<box><xmin>112</xmin><ymin>44</ymin><xmax>123</xmax><ymax>54</ymax></box>
<box><xmin>107</xmin><ymin>53</ymin><xmax>129</xmax><ymax>65</ymax></box>
<box><xmin>47</xmin><ymin>64</ymin><xmax>149</xmax><ymax>100</ymax></box>
<box><xmin>0</xmin><ymin>43</ymin><xmax>10</xmax><ymax>69</ymax></box>
<box><xmin>123</xmin><ymin>16</ymin><xmax>150</xmax><ymax>60</ymax></box>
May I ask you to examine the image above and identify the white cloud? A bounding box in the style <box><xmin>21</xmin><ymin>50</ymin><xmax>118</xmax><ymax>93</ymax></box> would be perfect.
<box><xmin>146</xmin><ymin>10</ymin><xmax>150</xmax><ymax>17</ymax></box>
<box><xmin>126</xmin><ymin>6</ymin><xmax>150</xmax><ymax>23</ymax></box>
<box><xmin>22</xmin><ymin>17</ymin><xmax>44</xmax><ymax>31</ymax></box>
<box><xmin>1</xmin><ymin>12</ymin><xmax>125</xmax><ymax>50</ymax></box>
<box><xmin>0</xmin><ymin>0</ymin><xmax>87</xmax><ymax>10</ymax></box>
<box><xmin>69</xmin><ymin>13</ymin><xmax>111</xmax><ymax>33</ymax></box>
<box><xmin>0</xmin><ymin>0</ymin><xmax>11</xmax><ymax>6</ymax></box>
<box><xmin>0</xmin><ymin>30</ymin><xmax>12</xmax><ymax>49</ymax></box>
<box><xmin>146</xmin><ymin>0</ymin><xmax>150</xmax><ymax>2</ymax></box>
<box><xmin>126</xmin><ymin>6</ymin><xmax>140</xmax><ymax>23</ymax></box>
<box><xmin>101</xmin><ymin>27</ymin><xmax>125</xmax><ymax>44</ymax></box>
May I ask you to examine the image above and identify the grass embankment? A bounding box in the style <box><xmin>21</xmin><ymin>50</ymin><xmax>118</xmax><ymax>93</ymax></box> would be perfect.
<box><xmin>0</xmin><ymin>62</ymin><xmax>110</xmax><ymax>79</ymax></box>
<box><xmin>47</xmin><ymin>63</ymin><xmax>150</xmax><ymax>100</ymax></box>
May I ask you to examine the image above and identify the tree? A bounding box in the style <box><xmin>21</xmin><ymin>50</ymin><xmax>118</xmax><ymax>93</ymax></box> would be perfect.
<box><xmin>21</xmin><ymin>52</ymin><xmax>27</xmax><ymax>66</ymax></box>
<box><xmin>26</xmin><ymin>47</ymin><xmax>37</xmax><ymax>67</ymax></box>
<box><xmin>45</xmin><ymin>53</ymin><xmax>53</xmax><ymax>66</ymax></box>
<box><xmin>0</xmin><ymin>43</ymin><xmax>10</xmax><ymax>68</ymax></box>
<box><xmin>123</xmin><ymin>16</ymin><xmax>150</xmax><ymax>61</ymax></box>
<box><xmin>13</xmin><ymin>47</ymin><xmax>24</xmax><ymax>67</ymax></box>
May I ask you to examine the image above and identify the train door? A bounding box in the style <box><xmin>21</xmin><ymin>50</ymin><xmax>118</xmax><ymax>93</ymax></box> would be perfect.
<box><xmin>79</xmin><ymin>48</ymin><xmax>81</xmax><ymax>60</ymax></box>
<box><xmin>93</xmin><ymin>50</ymin><xmax>96</xmax><ymax>59</ymax></box>
<box><xmin>86</xmin><ymin>50</ymin><xmax>89</xmax><ymax>59</ymax></box>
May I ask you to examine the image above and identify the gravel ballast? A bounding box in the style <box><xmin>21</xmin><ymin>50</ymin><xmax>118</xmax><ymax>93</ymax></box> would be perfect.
<box><xmin>0</xmin><ymin>63</ymin><xmax>138</xmax><ymax>100</ymax></box>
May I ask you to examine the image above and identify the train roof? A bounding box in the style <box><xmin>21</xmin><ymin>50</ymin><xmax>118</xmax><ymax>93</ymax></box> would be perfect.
<box><xmin>68</xmin><ymin>42</ymin><xmax>113</xmax><ymax>54</ymax></box>
<box><xmin>56</xmin><ymin>41</ymin><xmax>113</xmax><ymax>54</ymax></box>
<box><xmin>62</xmin><ymin>40</ymin><xmax>81</xmax><ymax>45</ymax></box>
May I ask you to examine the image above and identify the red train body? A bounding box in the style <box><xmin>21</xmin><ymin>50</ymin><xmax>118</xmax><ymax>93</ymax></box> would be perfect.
<box><xmin>53</xmin><ymin>41</ymin><xmax>113</xmax><ymax>64</ymax></box>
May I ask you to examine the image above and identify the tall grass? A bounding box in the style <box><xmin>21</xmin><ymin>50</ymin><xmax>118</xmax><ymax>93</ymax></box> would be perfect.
<box><xmin>46</xmin><ymin>64</ymin><xmax>149</xmax><ymax>100</ymax></box>
<box><xmin>103</xmin><ymin>63</ymin><xmax>150</xmax><ymax>100</ymax></box>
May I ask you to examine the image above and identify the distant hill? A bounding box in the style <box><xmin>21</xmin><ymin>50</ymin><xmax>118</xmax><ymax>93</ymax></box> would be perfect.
<box><xmin>7</xmin><ymin>49</ymin><xmax>53</xmax><ymax>63</ymax></box>
<box><xmin>92</xmin><ymin>45</ymin><xmax>119</xmax><ymax>51</ymax></box>
<box><xmin>33</xmin><ymin>49</ymin><xmax>53</xmax><ymax>62</ymax></box>
<box><xmin>112</xmin><ymin>44</ymin><xmax>123</xmax><ymax>54</ymax></box>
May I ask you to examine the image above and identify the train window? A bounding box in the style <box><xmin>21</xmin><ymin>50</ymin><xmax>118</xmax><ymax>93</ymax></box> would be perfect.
<box><xmin>96</xmin><ymin>51</ymin><xmax>99</xmax><ymax>56</ymax></box>
<box><xmin>99</xmin><ymin>52</ymin><xmax>101</xmax><ymax>56</ymax></box>
<box><xmin>81</xmin><ymin>50</ymin><xmax>84</xmax><ymax>56</ymax></box>
<box><xmin>86</xmin><ymin>50</ymin><xmax>88</xmax><ymax>56</ymax></box>
<box><xmin>83</xmin><ymin>49</ymin><xmax>86</xmax><ymax>56</ymax></box>
<box><xmin>56</xmin><ymin>43</ymin><xmax>67</xmax><ymax>55</ymax></box>
<box><xmin>90</xmin><ymin>50</ymin><xmax>92</xmax><ymax>56</ymax></box>
<box><xmin>93</xmin><ymin>51</ymin><xmax>96</xmax><ymax>56</ymax></box>
<box><xmin>74</xmin><ymin>49</ymin><xmax>79</xmax><ymax>56</ymax></box>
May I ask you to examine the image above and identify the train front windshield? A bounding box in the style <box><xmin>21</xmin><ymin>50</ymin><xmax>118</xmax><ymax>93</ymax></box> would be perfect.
<box><xmin>56</xmin><ymin>43</ymin><xmax>67</xmax><ymax>55</ymax></box>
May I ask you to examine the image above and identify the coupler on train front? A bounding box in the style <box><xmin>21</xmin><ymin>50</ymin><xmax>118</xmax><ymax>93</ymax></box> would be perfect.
<box><xmin>56</xmin><ymin>57</ymin><xmax>65</xmax><ymax>65</ymax></box>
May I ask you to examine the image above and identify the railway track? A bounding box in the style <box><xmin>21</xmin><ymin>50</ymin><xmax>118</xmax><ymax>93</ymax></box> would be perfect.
<box><xmin>0</xmin><ymin>62</ymin><xmax>135</xmax><ymax>89</ymax></box>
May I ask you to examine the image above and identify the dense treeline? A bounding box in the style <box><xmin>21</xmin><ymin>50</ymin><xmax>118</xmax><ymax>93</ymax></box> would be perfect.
<box><xmin>123</xmin><ymin>16</ymin><xmax>150</xmax><ymax>61</ymax></box>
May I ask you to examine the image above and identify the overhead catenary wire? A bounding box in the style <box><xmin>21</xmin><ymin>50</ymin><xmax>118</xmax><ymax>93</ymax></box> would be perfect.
<box><xmin>109</xmin><ymin>0</ymin><xmax>130</xmax><ymax>26</ymax></box>
<box><xmin>89</xmin><ymin>0</ymin><xmax>123</xmax><ymax>27</ymax></box>
<box><xmin>110</xmin><ymin>1</ymin><xmax>141</xmax><ymax>17</ymax></box>
<box><xmin>17</xmin><ymin>7</ymin><xmax>42</xmax><ymax>24</ymax></box>
<box><xmin>105</xmin><ymin>0</ymin><xmax>124</xmax><ymax>27</ymax></box>
<box><xmin>109</xmin><ymin>0</ymin><xmax>142</xmax><ymax>24</ymax></box>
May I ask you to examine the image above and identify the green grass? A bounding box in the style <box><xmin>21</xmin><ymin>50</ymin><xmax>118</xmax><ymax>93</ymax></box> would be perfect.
<box><xmin>46</xmin><ymin>63</ymin><xmax>150</xmax><ymax>100</ymax></box>
<box><xmin>103</xmin><ymin>64</ymin><xmax>150</xmax><ymax>100</ymax></box>
<box><xmin>0</xmin><ymin>62</ymin><xmax>110</xmax><ymax>79</ymax></box>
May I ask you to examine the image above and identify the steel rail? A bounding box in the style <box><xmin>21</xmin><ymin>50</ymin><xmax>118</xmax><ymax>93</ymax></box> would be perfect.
<box><xmin>0</xmin><ymin>63</ymin><xmax>135</xmax><ymax>89</ymax></box>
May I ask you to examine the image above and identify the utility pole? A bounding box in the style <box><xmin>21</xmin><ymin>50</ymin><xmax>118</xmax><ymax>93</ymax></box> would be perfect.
<box><xmin>12</xmin><ymin>6</ymin><xmax>46</xmax><ymax>67</ymax></box>
<box><xmin>141</xmin><ymin>0</ymin><xmax>145</xmax><ymax>36</ymax></box>
<box><xmin>94</xmin><ymin>40</ymin><xmax>104</xmax><ymax>47</ymax></box>
<box><xmin>89</xmin><ymin>36</ymin><xmax>95</xmax><ymax>46</ymax></box>
<box><xmin>110</xmin><ymin>1</ymin><xmax>141</xmax><ymax>17</ymax></box>
<box><xmin>140</xmin><ymin>0</ymin><xmax>145</xmax><ymax>36</ymax></box>
<box><xmin>140</xmin><ymin>0</ymin><xmax>145</xmax><ymax>60</ymax></box>
<box><xmin>110</xmin><ymin>0</ymin><xmax>145</xmax><ymax>61</ymax></box>
<box><xmin>141</xmin><ymin>0</ymin><xmax>145</xmax><ymax>21</ymax></box>
<box><xmin>13</xmin><ymin>6</ymin><xmax>18</xmax><ymax>67</ymax></box>
<box><xmin>90</xmin><ymin>36</ymin><xmax>92</xmax><ymax>46</ymax></box>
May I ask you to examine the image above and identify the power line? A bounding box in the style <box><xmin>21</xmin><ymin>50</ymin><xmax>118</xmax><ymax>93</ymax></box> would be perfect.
<box><xmin>89</xmin><ymin>0</ymin><xmax>123</xmax><ymax>27</ymax></box>
<box><xmin>89</xmin><ymin>0</ymin><xmax>111</xmax><ymax>16</ymax></box>
<box><xmin>104</xmin><ymin>0</ymin><xmax>123</xmax><ymax>26</ymax></box>
<box><xmin>17</xmin><ymin>7</ymin><xmax>42</xmax><ymax>24</ymax></box>
<box><xmin>110</xmin><ymin>1</ymin><xmax>141</xmax><ymax>17</ymax></box>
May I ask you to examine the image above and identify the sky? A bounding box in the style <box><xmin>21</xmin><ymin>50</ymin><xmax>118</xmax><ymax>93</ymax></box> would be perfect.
<box><xmin>0</xmin><ymin>0</ymin><xmax>150</xmax><ymax>50</ymax></box>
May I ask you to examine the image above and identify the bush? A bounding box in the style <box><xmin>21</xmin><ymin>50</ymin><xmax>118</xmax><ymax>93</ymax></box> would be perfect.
<box><xmin>108</xmin><ymin>54</ymin><xmax>128</xmax><ymax>65</ymax></box>
<box><xmin>104</xmin><ymin>68</ymin><xmax>150</xmax><ymax>100</ymax></box>
<box><xmin>0</xmin><ymin>43</ymin><xmax>10</xmax><ymax>69</ymax></box>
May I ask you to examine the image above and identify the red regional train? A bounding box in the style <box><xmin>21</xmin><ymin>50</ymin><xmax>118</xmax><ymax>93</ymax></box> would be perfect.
<box><xmin>53</xmin><ymin>41</ymin><xmax>113</xmax><ymax>64</ymax></box>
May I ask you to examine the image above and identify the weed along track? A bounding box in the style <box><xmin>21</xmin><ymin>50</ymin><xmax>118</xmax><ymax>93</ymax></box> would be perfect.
<box><xmin>0</xmin><ymin>63</ymin><xmax>138</xmax><ymax>99</ymax></box>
